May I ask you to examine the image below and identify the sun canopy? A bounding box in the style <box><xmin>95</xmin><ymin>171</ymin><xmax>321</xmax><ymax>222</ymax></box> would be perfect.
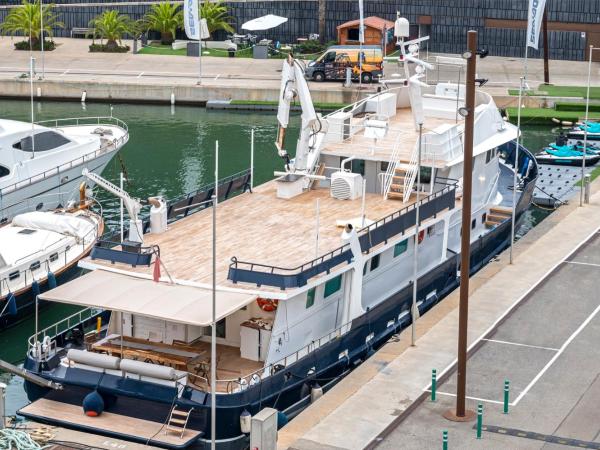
<box><xmin>242</xmin><ymin>14</ymin><xmax>288</xmax><ymax>31</ymax></box>
<box><xmin>39</xmin><ymin>270</ymin><xmax>256</xmax><ymax>327</ymax></box>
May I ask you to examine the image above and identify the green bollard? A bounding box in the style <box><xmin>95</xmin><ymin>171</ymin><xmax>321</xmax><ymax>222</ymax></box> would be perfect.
<box><xmin>476</xmin><ymin>403</ymin><xmax>483</xmax><ymax>439</ymax></box>
<box><xmin>442</xmin><ymin>430</ymin><xmax>448</xmax><ymax>450</ymax></box>
<box><xmin>431</xmin><ymin>369</ymin><xmax>437</xmax><ymax>402</ymax></box>
<box><xmin>503</xmin><ymin>379</ymin><xmax>510</xmax><ymax>414</ymax></box>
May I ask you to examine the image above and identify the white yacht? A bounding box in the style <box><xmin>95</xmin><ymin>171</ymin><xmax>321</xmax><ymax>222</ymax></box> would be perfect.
<box><xmin>19</xmin><ymin>31</ymin><xmax>537</xmax><ymax>449</ymax></box>
<box><xmin>0</xmin><ymin>116</ymin><xmax>128</xmax><ymax>222</ymax></box>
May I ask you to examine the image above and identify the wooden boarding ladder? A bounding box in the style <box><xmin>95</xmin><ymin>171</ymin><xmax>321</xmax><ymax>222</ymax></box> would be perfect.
<box><xmin>385</xmin><ymin>137</ymin><xmax>419</xmax><ymax>203</ymax></box>
<box><xmin>166</xmin><ymin>406</ymin><xmax>193</xmax><ymax>439</ymax></box>
<box><xmin>485</xmin><ymin>206</ymin><xmax>512</xmax><ymax>228</ymax></box>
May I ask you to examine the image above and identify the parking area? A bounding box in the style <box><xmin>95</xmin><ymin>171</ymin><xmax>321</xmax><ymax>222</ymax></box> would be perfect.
<box><xmin>376</xmin><ymin>231</ymin><xmax>600</xmax><ymax>449</ymax></box>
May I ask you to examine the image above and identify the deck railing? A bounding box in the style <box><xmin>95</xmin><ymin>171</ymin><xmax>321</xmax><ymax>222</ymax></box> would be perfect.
<box><xmin>0</xmin><ymin>117</ymin><xmax>129</xmax><ymax>197</ymax></box>
<box><xmin>27</xmin><ymin>306</ymin><xmax>100</xmax><ymax>350</ymax></box>
<box><xmin>228</xmin><ymin>183</ymin><xmax>457</xmax><ymax>289</ymax></box>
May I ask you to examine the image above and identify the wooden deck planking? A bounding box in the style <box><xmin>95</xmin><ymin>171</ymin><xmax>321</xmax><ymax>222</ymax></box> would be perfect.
<box><xmin>20</xmin><ymin>398</ymin><xmax>201</xmax><ymax>446</ymax></box>
<box><xmin>91</xmin><ymin>182</ymin><xmax>408</xmax><ymax>290</ymax></box>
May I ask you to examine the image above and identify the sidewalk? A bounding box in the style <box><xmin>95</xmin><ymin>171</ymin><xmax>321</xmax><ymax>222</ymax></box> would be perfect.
<box><xmin>279</xmin><ymin>182</ymin><xmax>600</xmax><ymax>450</ymax></box>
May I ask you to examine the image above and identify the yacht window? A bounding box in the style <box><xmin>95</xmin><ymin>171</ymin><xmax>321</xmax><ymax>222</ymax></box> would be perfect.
<box><xmin>49</xmin><ymin>252</ymin><xmax>59</xmax><ymax>262</ymax></box>
<box><xmin>485</xmin><ymin>150</ymin><xmax>491</xmax><ymax>164</ymax></box>
<box><xmin>30</xmin><ymin>261</ymin><xmax>41</xmax><ymax>271</ymax></box>
<box><xmin>363</xmin><ymin>262</ymin><xmax>368</xmax><ymax>275</ymax></box>
<box><xmin>394</xmin><ymin>240</ymin><xmax>408</xmax><ymax>257</ymax></box>
<box><xmin>216</xmin><ymin>318</ymin><xmax>226</xmax><ymax>338</ymax></box>
<box><xmin>370</xmin><ymin>254</ymin><xmax>380</xmax><ymax>271</ymax></box>
<box><xmin>418</xmin><ymin>166</ymin><xmax>432</xmax><ymax>184</ymax></box>
<box><xmin>324</xmin><ymin>275</ymin><xmax>342</xmax><ymax>298</ymax></box>
<box><xmin>482</xmin><ymin>213</ymin><xmax>487</xmax><ymax>223</ymax></box>
<box><xmin>18</xmin><ymin>229</ymin><xmax>37</xmax><ymax>235</ymax></box>
<box><xmin>471</xmin><ymin>218</ymin><xmax>476</xmax><ymax>229</ymax></box>
<box><xmin>13</xmin><ymin>131</ymin><xmax>71</xmax><ymax>152</ymax></box>
<box><xmin>427</xmin><ymin>225</ymin><xmax>435</xmax><ymax>236</ymax></box>
<box><xmin>8</xmin><ymin>271</ymin><xmax>20</xmax><ymax>281</ymax></box>
<box><xmin>0</xmin><ymin>165</ymin><xmax>9</xmax><ymax>178</ymax></box>
<box><xmin>380</xmin><ymin>161</ymin><xmax>389</xmax><ymax>172</ymax></box>
<box><xmin>306</xmin><ymin>287</ymin><xmax>316</xmax><ymax>308</ymax></box>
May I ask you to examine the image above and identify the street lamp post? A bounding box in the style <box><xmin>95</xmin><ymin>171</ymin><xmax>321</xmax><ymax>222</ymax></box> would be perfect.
<box><xmin>580</xmin><ymin>45</ymin><xmax>597</xmax><ymax>207</ymax></box>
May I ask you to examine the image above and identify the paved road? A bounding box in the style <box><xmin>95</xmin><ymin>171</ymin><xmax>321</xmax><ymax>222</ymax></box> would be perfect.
<box><xmin>376</xmin><ymin>231</ymin><xmax>600</xmax><ymax>450</ymax></box>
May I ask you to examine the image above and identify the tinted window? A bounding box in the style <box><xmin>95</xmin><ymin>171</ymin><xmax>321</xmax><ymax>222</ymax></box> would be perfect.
<box><xmin>347</xmin><ymin>28</ymin><xmax>360</xmax><ymax>41</ymax></box>
<box><xmin>324</xmin><ymin>275</ymin><xmax>342</xmax><ymax>298</ymax></box>
<box><xmin>13</xmin><ymin>131</ymin><xmax>70</xmax><ymax>152</ymax></box>
<box><xmin>370</xmin><ymin>254</ymin><xmax>380</xmax><ymax>271</ymax></box>
<box><xmin>0</xmin><ymin>165</ymin><xmax>9</xmax><ymax>178</ymax></box>
<box><xmin>394</xmin><ymin>240</ymin><xmax>408</xmax><ymax>257</ymax></box>
<box><xmin>322</xmin><ymin>51</ymin><xmax>336</xmax><ymax>63</ymax></box>
<box><xmin>306</xmin><ymin>287</ymin><xmax>316</xmax><ymax>308</ymax></box>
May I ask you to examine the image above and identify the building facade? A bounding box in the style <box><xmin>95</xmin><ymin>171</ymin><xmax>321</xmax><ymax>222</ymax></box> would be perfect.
<box><xmin>1</xmin><ymin>0</ymin><xmax>599</xmax><ymax>61</ymax></box>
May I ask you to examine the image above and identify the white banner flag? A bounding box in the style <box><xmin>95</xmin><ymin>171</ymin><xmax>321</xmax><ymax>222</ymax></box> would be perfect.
<box><xmin>358</xmin><ymin>0</ymin><xmax>365</xmax><ymax>44</ymax></box>
<box><xmin>184</xmin><ymin>0</ymin><xmax>200</xmax><ymax>40</ymax></box>
<box><xmin>526</xmin><ymin>0</ymin><xmax>547</xmax><ymax>49</ymax></box>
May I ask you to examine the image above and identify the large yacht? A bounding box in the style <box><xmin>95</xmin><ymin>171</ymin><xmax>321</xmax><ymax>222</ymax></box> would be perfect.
<box><xmin>0</xmin><ymin>116</ymin><xmax>128</xmax><ymax>222</ymax></box>
<box><xmin>18</xmin><ymin>35</ymin><xmax>537</xmax><ymax>449</ymax></box>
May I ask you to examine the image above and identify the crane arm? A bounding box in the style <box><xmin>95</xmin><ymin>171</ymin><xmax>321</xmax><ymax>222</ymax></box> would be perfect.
<box><xmin>82</xmin><ymin>168</ymin><xmax>142</xmax><ymax>221</ymax></box>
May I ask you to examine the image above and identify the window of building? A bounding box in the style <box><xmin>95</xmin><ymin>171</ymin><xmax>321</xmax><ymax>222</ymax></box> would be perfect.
<box><xmin>306</xmin><ymin>287</ymin><xmax>316</xmax><ymax>308</ymax></box>
<box><xmin>370</xmin><ymin>254</ymin><xmax>380</xmax><ymax>271</ymax></box>
<box><xmin>13</xmin><ymin>131</ymin><xmax>71</xmax><ymax>153</ymax></box>
<box><xmin>394</xmin><ymin>240</ymin><xmax>408</xmax><ymax>257</ymax></box>
<box><xmin>324</xmin><ymin>275</ymin><xmax>342</xmax><ymax>298</ymax></box>
<box><xmin>347</xmin><ymin>28</ymin><xmax>360</xmax><ymax>41</ymax></box>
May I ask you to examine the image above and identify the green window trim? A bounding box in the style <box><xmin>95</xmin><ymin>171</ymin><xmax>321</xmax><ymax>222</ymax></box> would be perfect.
<box><xmin>324</xmin><ymin>275</ymin><xmax>342</xmax><ymax>298</ymax></box>
<box><xmin>394</xmin><ymin>240</ymin><xmax>408</xmax><ymax>257</ymax></box>
<box><xmin>306</xmin><ymin>287</ymin><xmax>316</xmax><ymax>308</ymax></box>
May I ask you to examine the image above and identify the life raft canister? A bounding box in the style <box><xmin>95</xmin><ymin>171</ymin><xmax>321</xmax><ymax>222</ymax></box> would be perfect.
<box><xmin>257</xmin><ymin>297</ymin><xmax>279</xmax><ymax>312</ymax></box>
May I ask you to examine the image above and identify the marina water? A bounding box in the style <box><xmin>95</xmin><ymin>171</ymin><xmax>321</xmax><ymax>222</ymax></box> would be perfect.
<box><xmin>0</xmin><ymin>99</ymin><xmax>550</xmax><ymax>418</ymax></box>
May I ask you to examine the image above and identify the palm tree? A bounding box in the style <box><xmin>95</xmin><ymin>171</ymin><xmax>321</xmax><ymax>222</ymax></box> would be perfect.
<box><xmin>88</xmin><ymin>10</ymin><xmax>134</xmax><ymax>50</ymax></box>
<box><xmin>200</xmin><ymin>0</ymin><xmax>234</xmax><ymax>35</ymax></box>
<box><xmin>0</xmin><ymin>0</ymin><xmax>63</xmax><ymax>49</ymax></box>
<box><xmin>142</xmin><ymin>2</ymin><xmax>182</xmax><ymax>45</ymax></box>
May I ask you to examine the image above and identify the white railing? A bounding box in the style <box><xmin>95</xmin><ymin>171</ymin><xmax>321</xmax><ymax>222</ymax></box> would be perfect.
<box><xmin>383</xmin><ymin>133</ymin><xmax>405</xmax><ymax>199</ymax></box>
<box><xmin>402</xmin><ymin>139</ymin><xmax>420</xmax><ymax>204</ymax></box>
<box><xmin>27</xmin><ymin>306</ymin><xmax>101</xmax><ymax>349</ymax></box>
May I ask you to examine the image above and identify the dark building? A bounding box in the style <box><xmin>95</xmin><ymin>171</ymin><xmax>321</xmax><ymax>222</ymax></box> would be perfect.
<box><xmin>1</xmin><ymin>0</ymin><xmax>599</xmax><ymax>61</ymax></box>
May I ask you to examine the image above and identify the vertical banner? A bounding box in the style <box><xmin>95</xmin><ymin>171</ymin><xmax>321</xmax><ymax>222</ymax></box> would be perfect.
<box><xmin>526</xmin><ymin>0</ymin><xmax>547</xmax><ymax>49</ymax></box>
<box><xmin>184</xmin><ymin>0</ymin><xmax>200</xmax><ymax>40</ymax></box>
<box><xmin>358</xmin><ymin>0</ymin><xmax>365</xmax><ymax>43</ymax></box>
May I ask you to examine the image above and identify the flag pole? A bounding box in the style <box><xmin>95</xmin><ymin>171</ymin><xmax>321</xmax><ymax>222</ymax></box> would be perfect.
<box><xmin>581</xmin><ymin>45</ymin><xmax>593</xmax><ymax>207</ymax></box>
<box><xmin>510</xmin><ymin>76</ymin><xmax>524</xmax><ymax>265</ymax></box>
<box><xmin>210</xmin><ymin>139</ymin><xmax>218</xmax><ymax>450</ymax></box>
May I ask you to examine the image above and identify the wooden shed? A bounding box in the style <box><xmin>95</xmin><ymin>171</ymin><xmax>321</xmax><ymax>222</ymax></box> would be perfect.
<box><xmin>336</xmin><ymin>16</ymin><xmax>395</xmax><ymax>54</ymax></box>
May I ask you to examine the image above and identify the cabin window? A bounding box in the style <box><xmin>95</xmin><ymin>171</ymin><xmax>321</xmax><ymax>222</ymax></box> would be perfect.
<box><xmin>8</xmin><ymin>271</ymin><xmax>20</xmax><ymax>281</ymax></box>
<box><xmin>363</xmin><ymin>262</ymin><xmax>368</xmax><ymax>275</ymax></box>
<box><xmin>13</xmin><ymin>131</ymin><xmax>71</xmax><ymax>152</ymax></box>
<box><xmin>394</xmin><ymin>240</ymin><xmax>408</xmax><ymax>257</ymax></box>
<box><xmin>482</xmin><ymin>213</ymin><xmax>487</xmax><ymax>223</ymax></box>
<box><xmin>471</xmin><ymin>218</ymin><xmax>476</xmax><ymax>229</ymax></box>
<box><xmin>306</xmin><ymin>287</ymin><xmax>316</xmax><ymax>308</ymax></box>
<box><xmin>427</xmin><ymin>225</ymin><xmax>435</xmax><ymax>236</ymax></box>
<box><xmin>370</xmin><ymin>254</ymin><xmax>380</xmax><ymax>271</ymax></box>
<box><xmin>216</xmin><ymin>318</ymin><xmax>226</xmax><ymax>338</ymax></box>
<box><xmin>351</xmin><ymin>159</ymin><xmax>365</xmax><ymax>176</ymax></box>
<box><xmin>485</xmin><ymin>150</ymin><xmax>491</xmax><ymax>164</ymax></box>
<box><xmin>18</xmin><ymin>229</ymin><xmax>37</xmax><ymax>235</ymax></box>
<box><xmin>418</xmin><ymin>166</ymin><xmax>432</xmax><ymax>184</ymax></box>
<box><xmin>49</xmin><ymin>252</ymin><xmax>59</xmax><ymax>262</ymax></box>
<box><xmin>324</xmin><ymin>275</ymin><xmax>342</xmax><ymax>298</ymax></box>
<box><xmin>0</xmin><ymin>165</ymin><xmax>9</xmax><ymax>178</ymax></box>
<box><xmin>380</xmin><ymin>161</ymin><xmax>389</xmax><ymax>172</ymax></box>
<box><xmin>29</xmin><ymin>261</ymin><xmax>41</xmax><ymax>271</ymax></box>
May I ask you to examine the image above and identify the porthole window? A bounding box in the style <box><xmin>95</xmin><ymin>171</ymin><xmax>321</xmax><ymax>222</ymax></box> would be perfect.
<box><xmin>8</xmin><ymin>271</ymin><xmax>20</xmax><ymax>281</ymax></box>
<box><xmin>49</xmin><ymin>253</ymin><xmax>59</xmax><ymax>262</ymax></box>
<box><xmin>29</xmin><ymin>261</ymin><xmax>41</xmax><ymax>271</ymax></box>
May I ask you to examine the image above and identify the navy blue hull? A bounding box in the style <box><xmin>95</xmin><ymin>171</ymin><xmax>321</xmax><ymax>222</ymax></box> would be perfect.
<box><xmin>21</xmin><ymin>145</ymin><xmax>537</xmax><ymax>449</ymax></box>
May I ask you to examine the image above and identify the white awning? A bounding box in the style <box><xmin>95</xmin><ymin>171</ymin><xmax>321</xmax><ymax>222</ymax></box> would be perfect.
<box><xmin>242</xmin><ymin>14</ymin><xmax>288</xmax><ymax>31</ymax></box>
<box><xmin>39</xmin><ymin>270</ymin><xmax>256</xmax><ymax>327</ymax></box>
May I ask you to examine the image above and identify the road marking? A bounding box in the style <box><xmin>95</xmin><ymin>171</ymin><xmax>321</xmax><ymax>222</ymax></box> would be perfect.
<box><xmin>565</xmin><ymin>260</ymin><xmax>600</xmax><ymax>268</ymax></box>
<box><xmin>214</xmin><ymin>74</ymin><xmax>220</xmax><ymax>80</ymax></box>
<box><xmin>137</xmin><ymin>71</ymin><xmax>144</xmax><ymax>78</ymax></box>
<box><xmin>482</xmin><ymin>338</ymin><xmax>559</xmax><ymax>352</ymax></box>
<box><xmin>60</xmin><ymin>69</ymin><xmax>70</xmax><ymax>76</ymax></box>
<box><xmin>479</xmin><ymin>424</ymin><xmax>600</xmax><ymax>449</ymax></box>
<box><xmin>425</xmin><ymin>390</ymin><xmax>506</xmax><ymax>405</ymax></box>
<box><xmin>512</xmin><ymin>302</ymin><xmax>600</xmax><ymax>406</ymax></box>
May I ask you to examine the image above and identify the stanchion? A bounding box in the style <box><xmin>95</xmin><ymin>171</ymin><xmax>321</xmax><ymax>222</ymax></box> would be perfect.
<box><xmin>503</xmin><ymin>380</ymin><xmax>510</xmax><ymax>414</ymax></box>
<box><xmin>476</xmin><ymin>403</ymin><xmax>483</xmax><ymax>439</ymax></box>
<box><xmin>442</xmin><ymin>430</ymin><xmax>448</xmax><ymax>450</ymax></box>
<box><xmin>431</xmin><ymin>369</ymin><xmax>437</xmax><ymax>401</ymax></box>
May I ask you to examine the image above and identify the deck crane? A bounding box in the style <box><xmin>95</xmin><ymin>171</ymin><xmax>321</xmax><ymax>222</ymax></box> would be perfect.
<box><xmin>82</xmin><ymin>168</ymin><xmax>161</xmax><ymax>244</ymax></box>
<box><xmin>275</xmin><ymin>54</ymin><xmax>322</xmax><ymax>179</ymax></box>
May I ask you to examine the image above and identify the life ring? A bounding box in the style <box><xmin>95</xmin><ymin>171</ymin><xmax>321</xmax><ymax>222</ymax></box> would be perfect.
<box><xmin>257</xmin><ymin>298</ymin><xmax>278</xmax><ymax>312</ymax></box>
<box><xmin>417</xmin><ymin>230</ymin><xmax>425</xmax><ymax>244</ymax></box>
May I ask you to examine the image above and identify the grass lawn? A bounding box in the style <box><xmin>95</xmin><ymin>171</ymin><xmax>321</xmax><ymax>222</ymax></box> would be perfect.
<box><xmin>138</xmin><ymin>43</ymin><xmax>295</xmax><ymax>59</ymax></box>
<box><xmin>504</xmin><ymin>107</ymin><xmax>600</xmax><ymax>125</ymax></box>
<box><xmin>575</xmin><ymin>165</ymin><xmax>600</xmax><ymax>186</ymax></box>
<box><xmin>508</xmin><ymin>85</ymin><xmax>600</xmax><ymax>99</ymax></box>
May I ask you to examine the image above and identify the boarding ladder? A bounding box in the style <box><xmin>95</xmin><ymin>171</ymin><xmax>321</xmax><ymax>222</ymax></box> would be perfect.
<box><xmin>166</xmin><ymin>406</ymin><xmax>193</xmax><ymax>438</ymax></box>
<box><xmin>384</xmin><ymin>135</ymin><xmax>419</xmax><ymax>203</ymax></box>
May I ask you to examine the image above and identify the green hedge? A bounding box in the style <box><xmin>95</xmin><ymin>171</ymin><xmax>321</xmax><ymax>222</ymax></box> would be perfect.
<box><xmin>554</xmin><ymin>102</ymin><xmax>600</xmax><ymax>112</ymax></box>
<box><xmin>504</xmin><ymin>107</ymin><xmax>600</xmax><ymax>125</ymax></box>
<box><xmin>14</xmin><ymin>40</ymin><xmax>56</xmax><ymax>51</ymax></box>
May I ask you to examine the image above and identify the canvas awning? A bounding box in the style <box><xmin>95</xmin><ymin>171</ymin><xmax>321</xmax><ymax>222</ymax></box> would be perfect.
<box><xmin>39</xmin><ymin>270</ymin><xmax>256</xmax><ymax>327</ymax></box>
<box><xmin>242</xmin><ymin>14</ymin><xmax>288</xmax><ymax>31</ymax></box>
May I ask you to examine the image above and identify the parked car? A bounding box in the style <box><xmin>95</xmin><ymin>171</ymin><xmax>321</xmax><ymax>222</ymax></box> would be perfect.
<box><xmin>304</xmin><ymin>45</ymin><xmax>383</xmax><ymax>83</ymax></box>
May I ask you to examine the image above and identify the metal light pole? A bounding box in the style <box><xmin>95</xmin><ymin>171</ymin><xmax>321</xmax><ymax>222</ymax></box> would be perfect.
<box><xmin>542</xmin><ymin>6</ymin><xmax>549</xmax><ymax>84</ymax></box>
<box><xmin>444</xmin><ymin>30</ymin><xmax>478</xmax><ymax>422</ymax></box>
<box><xmin>509</xmin><ymin>76</ymin><xmax>524</xmax><ymax>265</ymax></box>
<box><xmin>40</xmin><ymin>0</ymin><xmax>45</xmax><ymax>79</ymax></box>
<box><xmin>411</xmin><ymin>122</ymin><xmax>423</xmax><ymax>346</ymax></box>
<box><xmin>580</xmin><ymin>45</ymin><xmax>595</xmax><ymax>207</ymax></box>
<box><xmin>210</xmin><ymin>141</ymin><xmax>218</xmax><ymax>450</ymax></box>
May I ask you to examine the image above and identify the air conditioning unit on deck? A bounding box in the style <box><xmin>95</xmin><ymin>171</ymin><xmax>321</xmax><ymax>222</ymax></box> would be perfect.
<box><xmin>330</xmin><ymin>171</ymin><xmax>363</xmax><ymax>200</ymax></box>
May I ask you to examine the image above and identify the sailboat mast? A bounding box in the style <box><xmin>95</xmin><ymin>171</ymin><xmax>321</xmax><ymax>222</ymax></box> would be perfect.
<box><xmin>29</xmin><ymin>56</ymin><xmax>36</xmax><ymax>159</ymax></box>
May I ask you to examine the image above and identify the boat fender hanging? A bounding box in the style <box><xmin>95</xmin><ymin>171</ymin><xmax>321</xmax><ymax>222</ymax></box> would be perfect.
<box><xmin>6</xmin><ymin>293</ymin><xmax>17</xmax><ymax>316</ymax></box>
<box><xmin>83</xmin><ymin>390</ymin><xmax>105</xmax><ymax>417</ymax></box>
<box><xmin>300</xmin><ymin>382</ymin><xmax>310</xmax><ymax>399</ymax></box>
<box><xmin>310</xmin><ymin>382</ymin><xmax>323</xmax><ymax>403</ymax></box>
<box><xmin>31</xmin><ymin>281</ymin><xmax>40</xmax><ymax>297</ymax></box>
<box><xmin>240</xmin><ymin>409</ymin><xmax>251</xmax><ymax>434</ymax></box>
<box><xmin>257</xmin><ymin>298</ymin><xmax>278</xmax><ymax>312</ymax></box>
<box><xmin>41</xmin><ymin>336</ymin><xmax>51</xmax><ymax>354</ymax></box>
<box><xmin>418</xmin><ymin>229</ymin><xmax>425</xmax><ymax>244</ymax></box>
<box><xmin>47</xmin><ymin>271</ymin><xmax>57</xmax><ymax>289</ymax></box>
<box><xmin>277</xmin><ymin>410</ymin><xmax>289</xmax><ymax>429</ymax></box>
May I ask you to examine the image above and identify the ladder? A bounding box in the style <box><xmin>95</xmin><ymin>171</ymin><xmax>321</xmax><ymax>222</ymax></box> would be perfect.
<box><xmin>485</xmin><ymin>206</ymin><xmax>512</xmax><ymax>228</ymax></box>
<box><xmin>165</xmin><ymin>406</ymin><xmax>193</xmax><ymax>439</ymax></box>
<box><xmin>384</xmin><ymin>137</ymin><xmax>419</xmax><ymax>203</ymax></box>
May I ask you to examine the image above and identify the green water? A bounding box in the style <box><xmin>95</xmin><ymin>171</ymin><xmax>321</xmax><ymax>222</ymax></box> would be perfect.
<box><xmin>0</xmin><ymin>99</ymin><xmax>554</xmax><ymax>416</ymax></box>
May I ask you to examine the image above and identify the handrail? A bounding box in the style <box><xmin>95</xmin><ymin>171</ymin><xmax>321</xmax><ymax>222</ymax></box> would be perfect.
<box><xmin>382</xmin><ymin>133</ymin><xmax>404</xmax><ymax>200</ymax></box>
<box><xmin>27</xmin><ymin>306</ymin><xmax>99</xmax><ymax>349</ymax></box>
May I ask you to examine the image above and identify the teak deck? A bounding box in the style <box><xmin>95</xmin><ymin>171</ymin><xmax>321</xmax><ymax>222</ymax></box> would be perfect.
<box><xmin>19</xmin><ymin>398</ymin><xmax>202</xmax><ymax>447</ymax></box>
<box><xmin>89</xmin><ymin>182</ymin><xmax>411</xmax><ymax>292</ymax></box>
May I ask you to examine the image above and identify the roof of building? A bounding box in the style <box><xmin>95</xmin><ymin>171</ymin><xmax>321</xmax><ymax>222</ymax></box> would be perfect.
<box><xmin>336</xmin><ymin>16</ymin><xmax>395</xmax><ymax>31</ymax></box>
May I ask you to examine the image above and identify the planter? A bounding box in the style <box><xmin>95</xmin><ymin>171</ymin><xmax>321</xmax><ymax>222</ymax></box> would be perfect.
<box><xmin>14</xmin><ymin>40</ymin><xmax>56</xmax><ymax>51</ymax></box>
<box><xmin>89</xmin><ymin>44</ymin><xmax>130</xmax><ymax>53</ymax></box>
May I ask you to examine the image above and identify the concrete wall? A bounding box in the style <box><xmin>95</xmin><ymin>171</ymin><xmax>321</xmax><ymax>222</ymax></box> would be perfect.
<box><xmin>0</xmin><ymin>0</ymin><xmax>598</xmax><ymax>60</ymax></box>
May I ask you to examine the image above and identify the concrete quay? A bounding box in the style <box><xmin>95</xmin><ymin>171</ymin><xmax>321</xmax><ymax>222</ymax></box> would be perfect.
<box><xmin>278</xmin><ymin>179</ymin><xmax>600</xmax><ymax>450</ymax></box>
<box><xmin>0</xmin><ymin>38</ymin><xmax>599</xmax><ymax>106</ymax></box>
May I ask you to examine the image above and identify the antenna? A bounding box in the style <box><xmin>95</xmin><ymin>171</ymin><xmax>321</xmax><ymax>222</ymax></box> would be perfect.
<box><xmin>29</xmin><ymin>57</ymin><xmax>36</xmax><ymax>159</ymax></box>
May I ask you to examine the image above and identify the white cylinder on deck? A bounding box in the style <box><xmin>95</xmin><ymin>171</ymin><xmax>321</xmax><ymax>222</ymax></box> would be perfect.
<box><xmin>81</xmin><ymin>90</ymin><xmax>87</xmax><ymax>103</ymax></box>
<box><xmin>310</xmin><ymin>383</ymin><xmax>323</xmax><ymax>403</ymax></box>
<box><xmin>171</xmin><ymin>92</ymin><xmax>175</xmax><ymax>105</ymax></box>
<box><xmin>36</xmin><ymin>87</ymin><xmax>42</xmax><ymax>97</ymax></box>
<box><xmin>128</xmin><ymin>219</ymin><xmax>144</xmax><ymax>244</ymax></box>
<box><xmin>150</xmin><ymin>197</ymin><xmax>168</xmax><ymax>234</ymax></box>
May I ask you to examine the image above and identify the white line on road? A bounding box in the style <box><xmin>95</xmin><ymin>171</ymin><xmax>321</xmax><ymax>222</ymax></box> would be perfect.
<box><xmin>512</xmin><ymin>302</ymin><xmax>600</xmax><ymax>406</ymax></box>
<box><xmin>565</xmin><ymin>260</ymin><xmax>600</xmax><ymax>268</ymax></box>
<box><xmin>482</xmin><ymin>338</ymin><xmax>560</xmax><ymax>352</ymax></box>
<box><xmin>137</xmin><ymin>72</ymin><xmax>144</xmax><ymax>78</ymax></box>
<box><xmin>61</xmin><ymin>69</ymin><xmax>70</xmax><ymax>76</ymax></box>
<box><xmin>214</xmin><ymin>74</ymin><xmax>220</xmax><ymax>80</ymax></box>
<box><xmin>425</xmin><ymin>390</ymin><xmax>507</xmax><ymax>406</ymax></box>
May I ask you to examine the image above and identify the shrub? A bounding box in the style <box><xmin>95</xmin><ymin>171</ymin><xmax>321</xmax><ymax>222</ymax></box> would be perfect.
<box><xmin>89</xmin><ymin>43</ymin><xmax>130</xmax><ymax>53</ymax></box>
<box><xmin>14</xmin><ymin>39</ymin><xmax>56</xmax><ymax>51</ymax></box>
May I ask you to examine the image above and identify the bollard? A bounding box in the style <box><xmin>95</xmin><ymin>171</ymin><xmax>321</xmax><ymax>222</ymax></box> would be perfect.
<box><xmin>431</xmin><ymin>369</ymin><xmax>437</xmax><ymax>401</ymax></box>
<box><xmin>476</xmin><ymin>403</ymin><xmax>483</xmax><ymax>439</ymax></box>
<box><xmin>503</xmin><ymin>380</ymin><xmax>510</xmax><ymax>414</ymax></box>
<box><xmin>584</xmin><ymin>174</ymin><xmax>591</xmax><ymax>204</ymax></box>
<box><xmin>96</xmin><ymin>316</ymin><xmax>102</xmax><ymax>333</ymax></box>
<box><xmin>0</xmin><ymin>382</ymin><xmax>6</xmax><ymax>430</ymax></box>
<box><xmin>344</xmin><ymin>67</ymin><xmax>352</xmax><ymax>88</ymax></box>
<box><xmin>442</xmin><ymin>430</ymin><xmax>448</xmax><ymax>450</ymax></box>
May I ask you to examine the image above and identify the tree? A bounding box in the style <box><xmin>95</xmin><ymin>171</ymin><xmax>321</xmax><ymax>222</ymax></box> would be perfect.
<box><xmin>200</xmin><ymin>0</ymin><xmax>234</xmax><ymax>35</ymax></box>
<box><xmin>88</xmin><ymin>10</ymin><xmax>135</xmax><ymax>50</ymax></box>
<box><xmin>318</xmin><ymin>0</ymin><xmax>326</xmax><ymax>44</ymax></box>
<box><xmin>141</xmin><ymin>2</ymin><xmax>182</xmax><ymax>45</ymax></box>
<box><xmin>0</xmin><ymin>0</ymin><xmax>63</xmax><ymax>48</ymax></box>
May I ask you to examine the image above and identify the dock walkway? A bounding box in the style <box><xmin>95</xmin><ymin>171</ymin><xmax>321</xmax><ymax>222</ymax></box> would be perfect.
<box><xmin>279</xmin><ymin>180</ymin><xmax>600</xmax><ymax>450</ymax></box>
